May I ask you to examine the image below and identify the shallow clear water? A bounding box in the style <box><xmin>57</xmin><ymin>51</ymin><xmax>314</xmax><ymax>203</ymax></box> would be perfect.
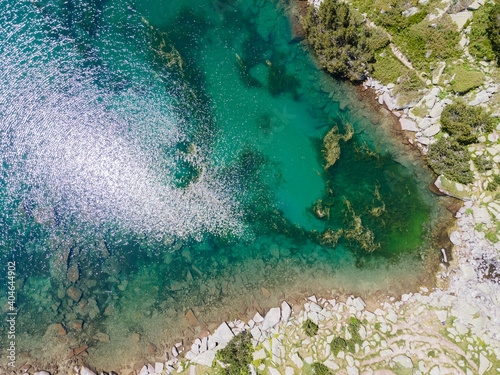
<box><xmin>0</xmin><ymin>0</ymin><xmax>449</xmax><ymax>371</ymax></box>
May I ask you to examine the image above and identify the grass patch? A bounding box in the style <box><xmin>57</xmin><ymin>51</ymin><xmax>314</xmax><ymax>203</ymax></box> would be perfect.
<box><xmin>449</xmin><ymin>65</ymin><xmax>483</xmax><ymax>94</ymax></box>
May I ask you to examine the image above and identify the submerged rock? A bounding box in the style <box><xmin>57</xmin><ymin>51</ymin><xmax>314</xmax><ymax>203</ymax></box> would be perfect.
<box><xmin>67</xmin><ymin>286</ymin><xmax>82</xmax><ymax>302</ymax></box>
<box><xmin>67</xmin><ymin>262</ymin><xmax>79</xmax><ymax>283</ymax></box>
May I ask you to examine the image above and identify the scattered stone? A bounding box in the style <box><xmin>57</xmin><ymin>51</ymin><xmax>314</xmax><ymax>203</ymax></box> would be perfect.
<box><xmin>185</xmin><ymin>309</ymin><xmax>199</xmax><ymax>326</ymax></box>
<box><xmin>73</xmin><ymin>345</ymin><xmax>89</xmax><ymax>356</ymax></box>
<box><xmin>33</xmin><ymin>372</ymin><xmax>50</xmax><ymax>375</ymax></box>
<box><xmin>429</xmin><ymin>366</ymin><xmax>441</xmax><ymax>375</ymax></box>
<box><xmin>55</xmin><ymin>323</ymin><xmax>67</xmax><ymax>336</ymax></box>
<box><xmin>262</xmin><ymin>287</ymin><xmax>271</xmax><ymax>298</ymax></box>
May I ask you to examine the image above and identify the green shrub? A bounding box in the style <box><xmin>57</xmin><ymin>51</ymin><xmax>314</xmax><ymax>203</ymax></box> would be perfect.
<box><xmin>216</xmin><ymin>333</ymin><xmax>253</xmax><ymax>375</ymax></box>
<box><xmin>303</xmin><ymin>0</ymin><xmax>374</xmax><ymax>81</ymax></box>
<box><xmin>488</xmin><ymin>3</ymin><xmax>500</xmax><ymax>63</ymax></box>
<box><xmin>311</xmin><ymin>362</ymin><xmax>333</xmax><ymax>375</ymax></box>
<box><xmin>372</xmin><ymin>48</ymin><xmax>410</xmax><ymax>85</ymax></box>
<box><xmin>427</xmin><ymin>137</ymin><xmax>473</xmax><ymax>184</ymax></box>
<box><xmin>449</xmin><ymin>66</ymin><xmax>483</xmax><ymax>94</ymax></box>
<box><xmin>330</xmin><ymin>336</ymin><xmax>348</xmax><ymax>356</ymax></box>
<box><xmin>394</xmin><ymin>15</ymin><xmax>460</xmax><ymax>71</ymax></box>
<box><xmin>487</xmin><ymin>174</ymin><xmax>500</xmax><ymax>191</ymax></box>
<box><xmin>469</xmin><ymin>4</ymin><xmax>496</xmax><ymax>61</ymax></box>
<box><xmin>440</xmin><ymin>102</ymin><xmax>494</xmax><ymax>144</ymax></box>
<box><xmin>302</xmin><ymin>318</ymin><xmax>319</xmax><ymax>337</ymax></box>
<box><xmin>394</xmin><ymin>71</ymin><xmax>426</xmax><ymax>104</ymax></box>
<box><xmin>368</xmin><ymin>27</ymin><xmax>391</xmax><ymax>52</ymax></box>
<box><xmin>474</xmin><ymin>154</ymin><xmax>494</xmax><ymax>173</ymax></box>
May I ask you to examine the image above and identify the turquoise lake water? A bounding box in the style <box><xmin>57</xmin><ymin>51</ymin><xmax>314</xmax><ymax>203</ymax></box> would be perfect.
<box><xmin>0</xmin><ymin>0</ymin><xmax>450</xmax><ymax>371</ymax></box>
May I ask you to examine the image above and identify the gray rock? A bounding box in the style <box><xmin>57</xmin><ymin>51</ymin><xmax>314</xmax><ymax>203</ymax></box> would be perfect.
<box><xmin>470</xmin><ymin>90</ymin><xmax>491</xmax><ymax>106</ymax></box>
<box><xmin>451</xmin><ymin>11</ymin><xmax>473</xmax><ymax>31</ymax></box>
<box><xmin>250</xmin><ymin>326</ymin><xmax>262</xmax><ymax>341</ymax></box>
<box><xmin>261</xmin><ymin>307</ymin><xmax>281</xmax><ymax>331</ymax></box>
<box><xmin>209</xmin><ymin>322</ymin><xmax>234</xmax><ymax>348</ymax></box>
<box><xmin>34</xmin><ymin>372</ymin><xmax>50</xmax><ymax>375</ymax></box>
<box><xmin>468</xmin><ymin>1</ymin><xmax>481</xmax><ymax>10</ymax></box>
<box><xmin>382</xmin><ymin>92</ymin><xmax>395</xmax><ymax>111</ymax></box>
<box><xmin>192</xmin><ymin>349</ymin><xmax>216</xmax><ymax>366</ymax></box>
<box><xmin>429</xmin><ymin>102</ymin><xmax>444</xmax><ymax>118</ymax></box>
<box><xmin>403</xmin><ymin>6</ymin><xmax>418</xmax><ymax>17</ymax></box>
<box><xmin>353</xmin><ymin>297</ymin><xmax>366</xmax><ymax>311</ymax></box>
<box><xmin>400</xmin><ymin>118</ymin><xmax>418</xmax><ymax>132</ymax></box>
<box><xmin>139</xmin><ymin>366</ymin><xmax>148</xmax><ymax>375</ymax></box>
<box><xmin>386</xmin><ymin>310</ymin><xmax>398</xmax><ymax>323</ymax></box>
<box><xmin>154</xmin><ymin>362</ymin><xmax>164</xmax><ymax>375</ymax></box>
<box><xmin>473</xmin><ymin>206</ymin><xmax>490</xmax><ymax>224</ymax></box>
<box><xmin>430</xmin><ymin>366</ymin><xmax>441</xmax><ymax>375</ymax></box>
<box><xmin>479</xmin><ymin>354</ymin><xmax>491</xmax><ymax>374</ymax></box>
<box><xmin>449</xmin><ymin>231</ymin><xmax>461</xmax><ymax>245</ymax></box>
<box><xmin>487</xmin><ymin>85</ymin><xmax>498</xmax><ymax>93</ymax></box>
<box><xmin>433</xmin><ymin>62</ymin><xmax>446</xmax><ymax>84</ymax></box>
<box><xmin>461</xmin><ymin>264</ymin><xmax>476</xmax><ymax>282</ymax></box>
<box><xmin>394</xmin><ymin>355</ymin><xmax>413</xmax><ymax>368</ymax></box>
<box><xmin>418</xmin><ymin>118</ymin><xmax>432</xmax><ymax>129</ymax></box>
<box><xmin>291</xmin><ymin>352</ymin><xmax>303</xmax><ymax>368</ymax></box>
<box><xmin>281</xmin><ymin>301</ymin><xmax>292</xmax><ymax>322</ymax></box>
<box><xmin>423</xmin><ymin>124</ymin><xmax>440</xmax><ymax>137</ymax></box>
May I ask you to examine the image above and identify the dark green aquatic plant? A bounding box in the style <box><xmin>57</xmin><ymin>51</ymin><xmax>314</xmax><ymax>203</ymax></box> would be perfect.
<box><xmin>322</xmin><ymin>123</ymin><xmax>354</xmax><ymax>170</ymax></box>
<box><xmin>303</xmin><ymin>0</ymin><xmax>373</xmax><ymax>81</ymax></box>
<box><xmin>440</xmin><ymin>102</ymin><xmax>494</xmax><ymax>144</ymax></box>
<box><xmin>302</xmin><ymin>318</ymin><xmax>319</xmax><ymax>337</ymax></box>
<box><xmin>427</xmin><ymin>137</ymin><xmax>473</xmax><ymax>185</ymax></box>
<box><xmin>216</xmin><ymin>333</ymin><xmax>253</xmax><ymax>375</ymax></box>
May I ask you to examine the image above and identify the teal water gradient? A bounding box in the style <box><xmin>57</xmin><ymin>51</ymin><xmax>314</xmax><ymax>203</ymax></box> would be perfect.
<box><xmin>0</xmin><ymin>0</ymin><xmax>448</xmax><ymax>371</ymax></box>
